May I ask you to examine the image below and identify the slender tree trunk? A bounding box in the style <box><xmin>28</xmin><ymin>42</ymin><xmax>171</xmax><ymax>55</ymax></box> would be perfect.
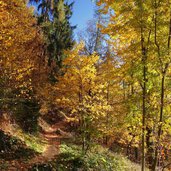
<box><xmin>78</xmin><ymin>81</ymin><xmax>85</xmax><ymax>152</ymax></box>
<box><xmin>139</xmin><ymin>1</ymin><xmax>147</xmax><ymax>170</ymax></box>
<box><xmin>142</xmin><ymin>62</ymin><xmax>146</xmax><ymax>171</ymax></box>
<box><xmin>105</xmin><ymin>83</ymin><xmax>110</xmax><ymax>145</ymax></box>
<box><xmin>135</xmin><ymin>147</ymin><xmax>139</xmax><ymax>161</ymax></box>
<box><xmin>152</xmin><ymin>74</ymin><xmax>165</xmax><ymax>171</ymax></box>
<box><xmin>146</xmin><ymin>126</ymin><xmax>153</xmax><ymax>169</ymax></box>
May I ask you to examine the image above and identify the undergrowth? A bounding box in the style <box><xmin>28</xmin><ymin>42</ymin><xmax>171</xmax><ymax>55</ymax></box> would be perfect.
<box><xmin>30</xmin><ymin>143</ymin><xmax>143</xmax><ymax>171</ymax></box>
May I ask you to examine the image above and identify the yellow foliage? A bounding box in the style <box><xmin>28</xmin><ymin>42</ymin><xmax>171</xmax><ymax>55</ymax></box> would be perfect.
<box><xmin>0</xmin><ymin>0</ymin><xmax>46</xmax><ymax>99</ymax></box>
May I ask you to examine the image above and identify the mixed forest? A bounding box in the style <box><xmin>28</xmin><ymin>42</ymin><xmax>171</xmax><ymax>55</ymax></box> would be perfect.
<box><xmin>1</xmin><ymin>0</ymin><xmax>171</xmax><ymax>170</ymax></box>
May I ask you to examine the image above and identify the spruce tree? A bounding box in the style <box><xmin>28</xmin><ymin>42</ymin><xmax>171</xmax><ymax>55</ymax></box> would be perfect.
<box><xmin>30</xmin><ymin>0</ymin><xmax>76</xmax><ymax>75</ymax></box>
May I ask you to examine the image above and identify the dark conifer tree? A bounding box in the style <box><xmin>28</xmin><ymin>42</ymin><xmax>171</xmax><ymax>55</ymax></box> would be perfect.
<box><xmin>29</xmin><ymin>0</ymin><xmax>76</xmax><ymax>75</ymax></box>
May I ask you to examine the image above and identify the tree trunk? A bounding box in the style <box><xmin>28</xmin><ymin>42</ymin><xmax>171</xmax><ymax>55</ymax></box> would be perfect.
<box><xmin>142</xmin><ymin>63</ymin><xmax>146</xmax><ymax>171</ymax></box>
<box><xmin>152</xmin><ymin>73</ymin><xmax>165</xmax><ymax>171</ymax></box>
<box><xmin>139</xmin><ymin>1</ymin><xmax>147</xmax><ymax>170</ymax></box>
<box><xmin>146</xmin><ymin>127</ymin><xmax>154</xmax><ymax>169</ymax></box>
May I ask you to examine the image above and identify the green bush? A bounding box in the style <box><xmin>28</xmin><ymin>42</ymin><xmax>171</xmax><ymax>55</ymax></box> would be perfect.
<box><xmin>55</xmin><ymin>143</ymin><xmax>130</xmax><ymax>171</ymax></box>
<box><xmin>29</xmin><ymin>143</ymin><xmax>142</xmax><ymax>171</ymax></box>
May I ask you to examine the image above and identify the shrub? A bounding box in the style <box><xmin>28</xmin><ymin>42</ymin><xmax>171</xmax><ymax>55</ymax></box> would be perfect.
<box><xmin>30</xmin><ymin>143</ymin><xmax>142</xmax><ymax>171</ymax></box>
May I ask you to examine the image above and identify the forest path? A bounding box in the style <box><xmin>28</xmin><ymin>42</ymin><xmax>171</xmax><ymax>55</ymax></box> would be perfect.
<box><xmin>0</xmin><ymin>114</ymin><xmax>71</xmax><ymax>170</ymax></box>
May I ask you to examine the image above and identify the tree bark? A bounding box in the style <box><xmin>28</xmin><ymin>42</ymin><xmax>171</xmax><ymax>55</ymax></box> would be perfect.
<box><xmin>152</xmin><ymin>74</ymin><xmax>165</xmax><ymax>171</ymax></box>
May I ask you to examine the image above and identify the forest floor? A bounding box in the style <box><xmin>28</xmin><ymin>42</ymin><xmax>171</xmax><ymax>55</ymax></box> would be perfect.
<box><xmin>0</xmin><ymin>114</ymin><xmax>68</xmax><ymax>170</ymax></box>
<box><xmin>0</xmin><ymin>114</ymin><xmax>158</xmax><ymax>171</ymax></box>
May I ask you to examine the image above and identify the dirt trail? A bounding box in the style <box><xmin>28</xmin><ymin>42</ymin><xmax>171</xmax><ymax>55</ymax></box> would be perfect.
<box><xmin>0</xmin><ymin>115</ymin><xmax>69</xmax><ymax>170</ymax></box>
